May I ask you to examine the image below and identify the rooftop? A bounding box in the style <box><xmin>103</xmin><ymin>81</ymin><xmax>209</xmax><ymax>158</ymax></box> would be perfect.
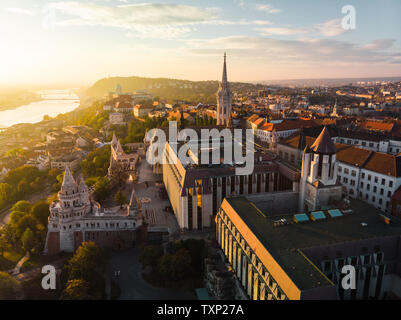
<box><xmin>223</xmin><ymin>196</ymin><xmax>401</xmax><ymax>290</ymax></box>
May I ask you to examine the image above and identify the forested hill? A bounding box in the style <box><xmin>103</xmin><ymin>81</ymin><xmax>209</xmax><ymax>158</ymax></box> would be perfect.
<box><xmin>86</xmin><ymin>76</ymin><xmax>265</xmax><ymax>104</ymax></box>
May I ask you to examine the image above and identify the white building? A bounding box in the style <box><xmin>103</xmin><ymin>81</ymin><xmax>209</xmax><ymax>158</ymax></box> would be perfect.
<box><xmin>45</xmin><ymin>166</ymin><xmax>142</xmax><ymax>254</ymax></box>
<box><xmin>109</xmin><ymin>112</ymin><xmax>125</xmax><ymax>125</ymax></box>
<box><xmin>336</xmin><ymin>147</ymin><xmax>401</xmax><ymax>212</ymax></box>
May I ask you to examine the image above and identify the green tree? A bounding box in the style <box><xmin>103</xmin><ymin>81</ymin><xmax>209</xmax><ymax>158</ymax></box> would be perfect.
<box><xmin>114</xmin><ymin>189</ymin><xmax>127</xmax><ymax>208</ymax></box>
<box><xmin>158</xmin><ymin>248</ymin><xmax>191</xmax><ymax>281</ymax></box>
<box><xmin>61</xmin><ymin>279</ymin><xmax>91</xmax><ymax>300</ymax></box>
<box><xmin>11</xmin><ymin>200</ymin><xmax>31</xmax><ymax>214</ymax></box>
<box><xmin>30</xmin><ymin>201</ymin><xmax>50</xmax><ymax>226</ymax></box>
<box><xmin>9</xmin><ymin>210</ymin><xmax>26</xmax><ymax>228</ymax></box>
<box><xmin>0</xmin><ymin>232</ymin><xmax>9</xmax><ymax>257</ymax></box>
<box><xmin>64</xmin><ymin>242</ymin><xmax>103</xmax><ymax>282</ymax></box>
<box><xmin>0</xmin><ymin>272</ymin><xmax>18</xmax><ymax>299</ymax></box>
<box><xmin>0</xmin><ymin>183</ymin><xmax>13</xmax><ymax>209</ymax></box>
<box><xmin>14</xmin><ymin>214</ymin><xmax>40</xmax><ymax>238</ymax></box>
<box><xmin>94</xmin><ymin>177</ymin><xmax>111</xmax><ymax>202</ymax></box>
<box><xmin>139</xmin><ymin>245</ymin><xmax>162</xmax><ymax>267</ymax></box>
<box><xmin>21</xmin><ymin>228</ymin><xmax>36</xmax><ymax>253</ymax></box>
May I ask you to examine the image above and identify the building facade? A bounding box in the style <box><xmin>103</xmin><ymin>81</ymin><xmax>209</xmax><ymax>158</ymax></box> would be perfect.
<box><xmin>216</xmin><ymin>194</ymin><xmax>401</xmax><ymax>300</ymax></box>
<box><xmin>44</xmin><ymin>166</ymin><xmax>142</xmax><ymax>254</ymax></box>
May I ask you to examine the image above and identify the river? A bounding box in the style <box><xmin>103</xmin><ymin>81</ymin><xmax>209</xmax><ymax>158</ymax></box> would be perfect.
<box><xmin>0</xmin><ymin>89</ymin><xmax>80</xmax><ymax>128</ymax></box>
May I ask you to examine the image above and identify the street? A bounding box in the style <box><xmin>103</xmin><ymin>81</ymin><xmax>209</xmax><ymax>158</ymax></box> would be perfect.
<box><xmin>106</xmin><ymin>249</ymin><xmax>195</xmax><ymax>300</ymax></box>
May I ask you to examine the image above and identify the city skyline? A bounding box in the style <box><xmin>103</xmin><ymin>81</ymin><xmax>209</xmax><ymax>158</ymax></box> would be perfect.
<box><xmin>1</xmin><ymin>0</ymin><xmax>401</xmax><ymax>85</ymax></box>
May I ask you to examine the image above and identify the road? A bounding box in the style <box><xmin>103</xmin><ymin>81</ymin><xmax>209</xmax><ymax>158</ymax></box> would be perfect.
<box><xmin>107</xmin><ymin>249</ymin><xmax>195</xmax><ymax>300</ymax></box>
<box><xmin>0</xmin><ymin>186</ymin><xmax>51</xmax><ymax>226</ymax></box>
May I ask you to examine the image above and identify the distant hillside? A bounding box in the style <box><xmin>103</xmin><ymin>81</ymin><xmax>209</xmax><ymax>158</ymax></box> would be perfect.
<box><xmin>86</xmin><ymin>76</ymin><xmax>266</xmax><ymax>104</ymax></box>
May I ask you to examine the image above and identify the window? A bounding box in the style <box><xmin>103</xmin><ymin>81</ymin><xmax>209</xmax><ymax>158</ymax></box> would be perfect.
<box><xmin>344</xmin><ymin>168</ymin><xmax>349</xmax><ymax>175</ymax></box>
<box><xmin>350</xmin><ymin>180</ymin><xmax>355</xmax><ymax>186</ymax></box>
<box><xmin>351</xmin><ymin>170</ymin><xmax>356</xmax><ymax>177</ymax></box>
<box><xmin>338</xmin><ymin>166</ymin><xmax>342</xmax><ymax>173</ymax></box>
<box><xmin>373</xmin><ymin>186</ymin><xmax>377</xmax><ymax>192</ymax></box>
<box><xmin>360</xmin><ymin>182</ymin><xmax>364</xmax><ymax>188</ymax></box>
<box><xmin>380</xmin><ymin>189</ymin><xmax>384</xmax><ymax>195</ymax></box>
<box><xmin>388</xmin><ymin>191</ymin><xmax>391</xmax><ymax>197</ymax></box>
<box><xmin>382</xmin><ymin>178</ymin><xmax>385</xmax><ymax>185</ymax></box>
<box><xmin>343</xmin><ymin>177</ymin><xmax>348</xmax><ymax>183</ymax></box>
<box><xmin>374</xmin><ymin>176</ymin><xmax>378</xmax><ymax>183</ymax></box>
<box><xmin>372</xmin><ymin>196</ymin><xmax>376</xmax><ymax>202</ymax></box>
<box><xmin>367</xmin><ymin>184</ymin><xmax>370</xmax><ymax>191</ymax></box>
<box><xmin>368</xmin><ymin>175</ymin><xmax>371</xmax><ymax>181</ymax></box>
<box><xmin>379</xmin><ymin>199</ymin><xmax>382</xmax><ymax>205</ymax></box>
<box><xmin>362</xmin><ymin>173</ymin><xmax>365</xmax><ymax>179</ymax></box>
<box><xmin>389</xmin><ymin>181</ymin><xmax>393</xmax><ymax>188</ymax></box>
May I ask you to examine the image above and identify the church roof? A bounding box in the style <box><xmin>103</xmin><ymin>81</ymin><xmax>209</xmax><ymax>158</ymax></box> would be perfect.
<box><xmin>310</xmin><ymin>126</ymin><xmax>336</xmax><ymax>154</ymax></box>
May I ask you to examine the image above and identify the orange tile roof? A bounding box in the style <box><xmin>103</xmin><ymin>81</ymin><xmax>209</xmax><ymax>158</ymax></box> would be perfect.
<box><xmin>364</xmin><ymin>152</ymin><xmax>400</xmax><ymax>176</ymax></box>
<box><xmin>359</xmin><ymin>121</ymin><xmax>394</xmax><ymax>132</ymax></box>
<box><xmin>261</xmin><ymin>119</ymin><xmax>318</xmax><ymax>132</ymax></box>
<box><xmin>282</xmin><ymin>133</ymin><xmax>401</xmax><ymax>177</ymax></box>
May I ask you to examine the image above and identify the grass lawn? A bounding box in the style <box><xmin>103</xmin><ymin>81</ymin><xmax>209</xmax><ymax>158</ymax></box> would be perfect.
<box><xmin>0</xmin><ymin>250</ymin><xmax>23</xmax><ymax>271</ymax></box>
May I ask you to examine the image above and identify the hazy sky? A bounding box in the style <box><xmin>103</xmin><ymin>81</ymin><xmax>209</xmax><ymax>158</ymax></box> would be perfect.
<box><xmin>1</xmin><ymin>0</ymin><xmax>401</xmax><ymax>86</ymax></box>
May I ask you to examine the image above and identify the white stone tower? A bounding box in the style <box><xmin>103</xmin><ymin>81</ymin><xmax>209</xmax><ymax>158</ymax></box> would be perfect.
<box><xmin>298</xmin><ymin>127</ymin><xmax>341</xmax><ymax>212</ymax></box>
<box><xmin>216</xmin><ymin>53</ymin><xmax>232</xmax><ymax>127</ymax></box>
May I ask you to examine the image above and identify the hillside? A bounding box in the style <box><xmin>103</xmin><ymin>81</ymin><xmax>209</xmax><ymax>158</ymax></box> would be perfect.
<box><xmin>86</xmin><ymin>76</ymin><xmax>266</xmax><ymax>104</ymax></box>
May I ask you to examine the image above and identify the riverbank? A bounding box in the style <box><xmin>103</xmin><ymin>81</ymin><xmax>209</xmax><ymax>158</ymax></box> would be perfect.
<box><xmin>0</xmin><ymin>89</ymin><xmax>80</xmax><ymax>128</ymax></box>
<box><xmin>0</xmin><ymin>91</ymin><xmax>42</xmax><ymax>112</ymax></box>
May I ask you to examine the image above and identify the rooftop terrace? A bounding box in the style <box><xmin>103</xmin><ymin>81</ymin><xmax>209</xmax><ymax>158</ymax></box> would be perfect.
<box><xmin>223</xmin><ymin>196</ymin><xmax>401</xmax><ymax>291</ymax></box>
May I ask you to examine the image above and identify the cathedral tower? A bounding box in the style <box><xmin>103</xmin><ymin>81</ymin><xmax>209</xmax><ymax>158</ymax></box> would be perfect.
<box><xmin>216</xmin><ymin>53</ymin><xmax>232</xmax><ymax>127</ymax></box>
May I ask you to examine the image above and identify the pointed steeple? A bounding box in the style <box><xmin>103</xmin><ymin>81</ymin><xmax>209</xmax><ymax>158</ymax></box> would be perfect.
<box><xmin>222</xmin><ymin>52</ymin><xmax>228</xmax><ymax>85</ymax></box>
<box><xmin>310</xmin><ymin>126</ymin><xmax>336</xmax><ymax>154</ymax></box>
<box><xmin>111</xmin><ymin>132</ymin><xmax>118</xmax><ymax>146</ymax></box>
<box><xmin>216</xmin><ymin>52</ymin><xmax>232</xmax><ymax>127</ymax></box>
<box><xmin>61</xmin><ymin>165</ymin><xmax>77</xmax><ymax>193</ymax></box>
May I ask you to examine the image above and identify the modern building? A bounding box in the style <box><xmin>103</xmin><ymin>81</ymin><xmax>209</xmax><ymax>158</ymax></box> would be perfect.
<box><xmin>216</xmin><ymin>195</ymin><xmax>401</xmax><ymax>300</ymax></box>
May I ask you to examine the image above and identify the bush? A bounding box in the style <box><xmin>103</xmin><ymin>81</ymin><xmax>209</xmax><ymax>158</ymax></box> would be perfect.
<box><xmin>139</xmin><ymin>245</ymin><xmax>162</xmax><ymax>267</ymax></box>
<box><xmin>157</xmin><ymin>248</ymin><xmax>192</xmax><ymax>281</ymax></box>
<box><xmin>0</xmin><ymin>271</ymin><xmax>18</xmax><ymax>299</ymax></box>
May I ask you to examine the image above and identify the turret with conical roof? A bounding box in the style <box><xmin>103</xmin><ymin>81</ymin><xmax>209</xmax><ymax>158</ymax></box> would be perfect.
<box><xmin>307</xmin><ymin>127</ymin><xmax>338</xmax><ymax>186</ymax></box>
<box><xmin>60</xmin><ymin>166</ymin><xmax>78</xmax><ymax>195</ymax></box>
<box><xmin>310</xmin><ymin>126</ymin><xmax>336</xmax><ymax>154</ymax></box>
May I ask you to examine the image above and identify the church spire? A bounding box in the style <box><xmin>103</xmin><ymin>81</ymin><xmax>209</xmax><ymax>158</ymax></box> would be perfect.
<box><xmin>216</xmin><ymin>52</ymin><xmax>232</xmax><ymax>127</ymax></box>
<box><xmin>222</xmin><ymin>52</ymin><xmax>228</xmax><ymax>85</ymax></box>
